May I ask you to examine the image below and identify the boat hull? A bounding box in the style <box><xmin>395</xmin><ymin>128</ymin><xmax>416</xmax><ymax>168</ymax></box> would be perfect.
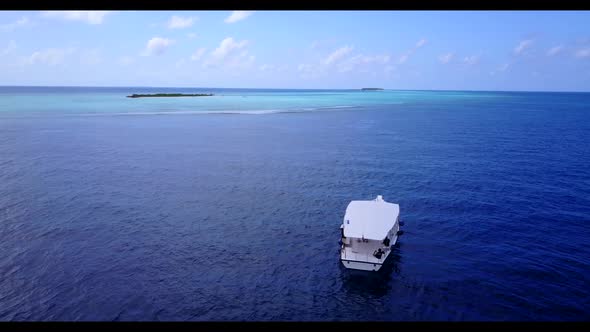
<box><xmin>341</xmin><ymin>257</ymin><xmax>386</xmax><ymax>271</ymax></box>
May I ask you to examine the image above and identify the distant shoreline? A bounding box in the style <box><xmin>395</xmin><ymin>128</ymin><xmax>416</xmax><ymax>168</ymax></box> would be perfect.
<box><xmin>127</xmin><ymin>93</ymin><xmax>214</xmax><ymax>98</ymax></box>
<box><xmin>1</xmin><ymin>86</ymin><xmax>589</xmax><ymax>94</ymax></box>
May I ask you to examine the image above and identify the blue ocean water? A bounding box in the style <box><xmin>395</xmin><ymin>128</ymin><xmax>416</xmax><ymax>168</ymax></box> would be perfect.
<box><xmin>0</xmin><ymin>87</ymin><xmax>589</xmax><ymax>321</ymax></box>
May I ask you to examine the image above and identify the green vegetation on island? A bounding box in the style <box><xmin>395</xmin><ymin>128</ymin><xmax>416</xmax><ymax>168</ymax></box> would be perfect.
<box><xmin>127</xmin><ymin>93</ymin><xmax>214</xmax><ymax>98</ymax></box>
<box><xmin>361</xmin><ymin>88</ymin><xmax>384</xmax><ymax>91</ymax></box>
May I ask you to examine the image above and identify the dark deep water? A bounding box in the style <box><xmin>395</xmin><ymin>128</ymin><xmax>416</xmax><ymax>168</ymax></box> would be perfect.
<box><xmin>1</xmin><ymin>88</ymin><xmax>590</xmax><ymax>320</ymax></box>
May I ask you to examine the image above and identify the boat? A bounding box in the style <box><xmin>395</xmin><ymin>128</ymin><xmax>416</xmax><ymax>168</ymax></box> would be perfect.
<box><xmin>339</xmin><ymin>195</ymin><xmax>401</xmax><ymax>271</ymax></box>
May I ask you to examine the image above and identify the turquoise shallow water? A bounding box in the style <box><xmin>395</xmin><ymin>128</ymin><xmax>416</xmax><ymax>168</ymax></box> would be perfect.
<box><xmin>1</xmin><ymin>87</ymin><xmax>589</xmax><ymax>320</ymax></box>
<box><xmin>0</xmin><ymin>87</ymin><xmax>501</xmax><ymax>116</ymax></box>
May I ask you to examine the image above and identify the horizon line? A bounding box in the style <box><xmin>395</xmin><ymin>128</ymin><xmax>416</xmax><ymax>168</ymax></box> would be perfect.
<box><xmin>1</xmin><ymin>85</ymin><xmax>589</xmax><ymax>94</ymax></box>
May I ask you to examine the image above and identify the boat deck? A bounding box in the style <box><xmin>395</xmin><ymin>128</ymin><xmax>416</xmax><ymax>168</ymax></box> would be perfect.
<box><xmin>340</xmin><ymin>238</ymin><xmax>390</xmax><ymax>264</ymax></box>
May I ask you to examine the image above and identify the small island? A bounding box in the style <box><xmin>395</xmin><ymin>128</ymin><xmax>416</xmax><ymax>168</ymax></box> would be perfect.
<box><xmin>127</xmin><ymin>93</ymin><xmax>214</xmax><ymax>98</ymax></box>
<box><xmin>361</xmin><ymin>88</ymin><xmax>384</xmax><ymax>91</ymax></box>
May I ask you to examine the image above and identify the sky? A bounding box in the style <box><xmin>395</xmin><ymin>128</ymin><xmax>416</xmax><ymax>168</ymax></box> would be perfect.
<box><xmin>1</xmin><ymin>10</ymin><xmax>590</xmax><ymax>91</ymax></box>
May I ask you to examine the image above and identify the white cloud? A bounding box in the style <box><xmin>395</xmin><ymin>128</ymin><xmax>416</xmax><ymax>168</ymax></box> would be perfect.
<box><xmin>204</xmin><ymin>37</ymin><xmax>254</xmax><ymax>69</ymax></box>
<box><xmin>514</xmin><ymin>39</ymin><xmax>533</xmax><ymax>55</ymax></box>
<box><xmin>209</xmin><ymin>37</ymin><xmax>247</xmax><ymax>62</ymax></box>
<box><xmin>298</xmin><ymin>63</ymin><xmax>321</xmax><ymax>79</ymax></box>
<box><xmin>80</xmin><ymin>49</ymin><xmax>102</xmax><ymax>65</ymax></box>
<box><xmin>167</xmin><ymin>15</ymin><xmax>197</xmax><ymax>29</ymax></box>
<box><xmin>337</xmin><ymin>53</ymin><xmax>390</xmax><ymax>73</ymax></box>
<box><xmin>398</xmin><ymin>54</ymin><xmax>409</xmax><ymax>64</ymax></box>
<box><xmin>303</xmin><ymin>44</ymin><xmax>393</xmax><ymax>75</ymax></box>
<box><xmin>490</xmin><ymin>62</ymin><xmax>511</xmax><ymax>76</ymax></box>
<box><xmin>575</xmin><ymin>48</ymin><xmax>590</xmax><ymax>58</ymax></box>
<box><xmin>546</xmin><ymin>45</ymin><xmax>563</xmax><ymax>56</ymax></box>
<box><xmin>41</xmin><ymin>11</ymin><xmax>112</xmax><ymax>25</ymax></box>
<box><xmin>1</xmin><ymin>17</ymin><xmax>31</xmax><ymax>31</ymax></box>
<box><xmin>439</xmin><ymin>52</ymin><xmax>453</xmax><ymax>64</ymax></box>
<box><xmin>175</xmin><ymin>58</ymin><xmax>186</xmax><ymax>68</ymax></box>
<box><xmin>224</xmin><ymin>11</ymin><xmax>254</xmax><ymax>24</ymax></box>
<box><xmin>323</xmin><ymin>46</ymin><xmax>354</xmax><ymax>65</ymax></box>
<box><xmin>187</xmin><ymin>32</ymin><xmax>198</xmax><ymax>39</ymax></box>
<box><xmin>298</xmin><ymin>64</ymin><xmax>310</xmax><ymax>71</ymax></box>
<box><xmin>21</xmin><ymin>47</ymin><xmax>76</xmax><ymax>66</ymax></box>
<box><xmin>1</xmin><ymin>40</ymin><xmax>16</xmax><ymax>56</ymax></box>
<box><xmin>229</xmin><ymin>55</ymin><xmax>255</xmax><ymax>69</ymax></box>
<box><xmin>301</xmin><ymin>44</ymin><xmax>392</xmax><ymax>77</ymax></box>
<box><xmin>141</xmin><ymin>37</ymin><xmax>174</xmax><ymax>56</ymax></box>
<box><xmin>259</xmin><ymin>64</ymin><xmax>275</xmax><ymax>71</ymax></box>
<box><xmin>191</xmin><ymin>47</ymin><xmax>206</xmax><ymax>61</ymax></box>
<box><xmin>397</xmin><ymin>39</ymin><xmax>428</xmax><ymax>65</ymax></box>
<box><xmin>462</xmin><ymin>55</ymin><xmax>479</xmax><ymax>66</ymax></box>
<box><xmin>259</xmin><ymin>64</ymin><xmax>288</xmax><ymax>73</ymax></box>
<box><xmin>118</xmin><ymin>56</ymin><xmax>134</xmax><ymax>65</ymax></box>
<box><xmin>361</xmin><ymin>54</ymin><xmax>389</xmax><ymax>64</ymax></box>
<box><xmin>415</xmin><ymin>38</ymin><xmax>427</xmax><ymax>48</ymax></box>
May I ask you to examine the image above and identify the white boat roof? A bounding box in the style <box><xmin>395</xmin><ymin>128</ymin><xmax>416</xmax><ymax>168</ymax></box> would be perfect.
<box><xmin>343</xmin><ymin>195</ymin><xmax>399</xmax><ymax>240</ymax></box>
